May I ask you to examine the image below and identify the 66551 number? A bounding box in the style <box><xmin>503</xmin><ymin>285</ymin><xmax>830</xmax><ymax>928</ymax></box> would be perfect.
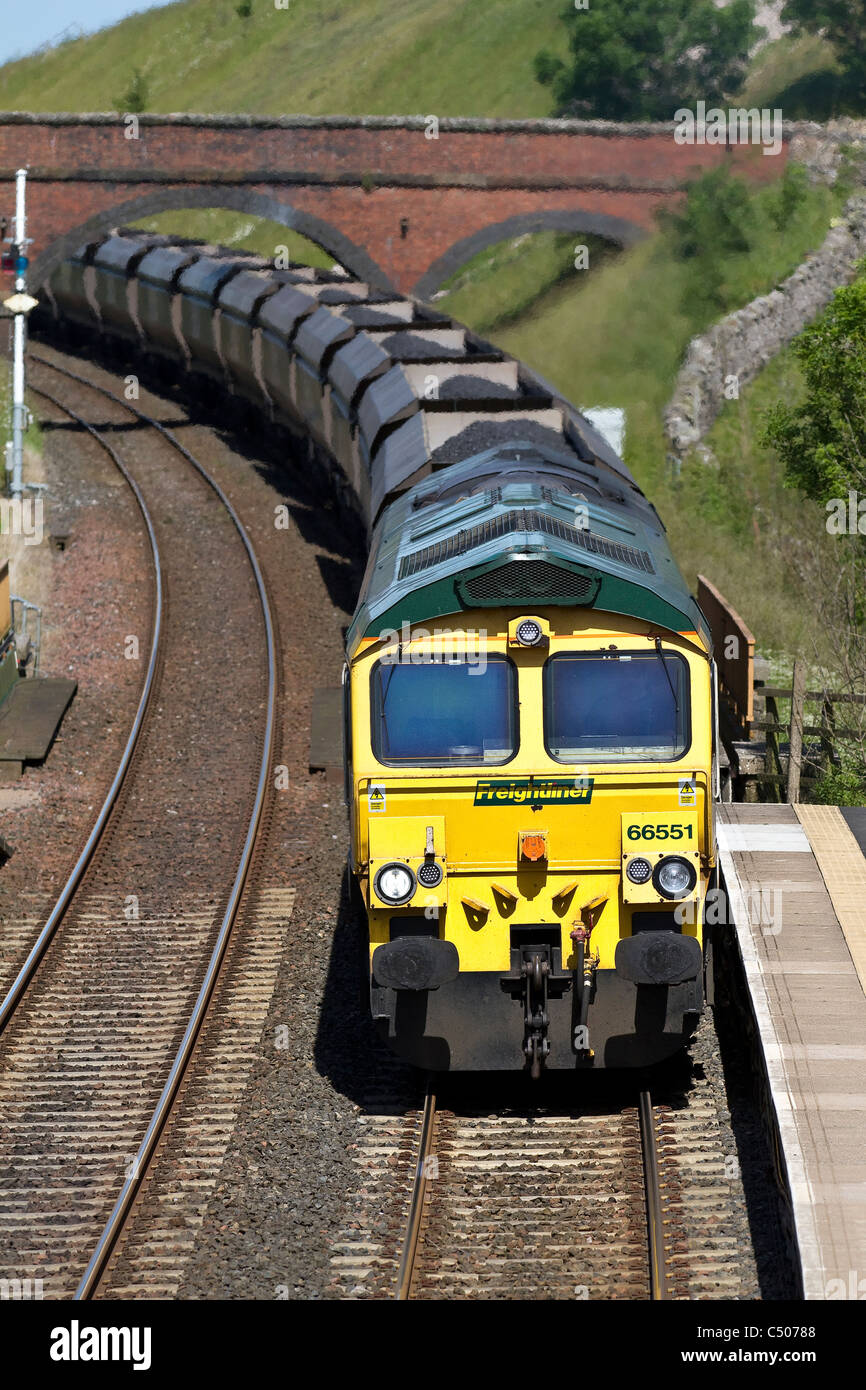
<box><xmin>626</xmin><ymin>823</ymin><xmax>694</xmax><ymax>841</ymax></box>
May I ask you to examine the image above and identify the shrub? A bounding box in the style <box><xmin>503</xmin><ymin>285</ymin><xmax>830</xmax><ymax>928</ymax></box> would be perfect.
<box><xmin>808</xmin><ymin>748</ymin><xmax>866</xmax><ymax>805</ymax></box>
<box><xmin>117</xmin><ymin>68</ymin><xmax>149</xmax><ymax>114</ymax></box>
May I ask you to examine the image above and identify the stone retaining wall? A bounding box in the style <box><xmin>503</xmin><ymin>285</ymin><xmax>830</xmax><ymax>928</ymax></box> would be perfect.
<box><xmin>664</xmin><ymin>180</ymin><xmax>866</xmax><ymax>459</ymax></box>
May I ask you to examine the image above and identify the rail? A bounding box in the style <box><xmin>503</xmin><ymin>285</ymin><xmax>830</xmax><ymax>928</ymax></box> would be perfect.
<box><xmin>7</xmin><ymin>355</ymin><xmax>277</xmax><ymax>1300</ymax></box>
<box><xmin>395</xmin><ymin>1086</ymin><xmax>669</xmax><ymax>1301</ymax></box>
<box><xmin>639</xmin><ymin>1089</ymin><xmax>669</xmax><ymax>1301</ymax></box>
<box><xmin>0</xmin><ymin>382</ymin><xmax>163</xmax><ymax>1032</ymax></box>
<box><xmin>395</xmin><ymin>1081</ymin><xmax>437</xmax><ymax>1301</ymax></box>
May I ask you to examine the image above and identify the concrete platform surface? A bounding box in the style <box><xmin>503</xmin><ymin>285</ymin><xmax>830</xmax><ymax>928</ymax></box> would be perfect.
<box><xmin>717</xmin><ymin>803</ymin><xmax>866</xmax><ymax>1300</ymax></box>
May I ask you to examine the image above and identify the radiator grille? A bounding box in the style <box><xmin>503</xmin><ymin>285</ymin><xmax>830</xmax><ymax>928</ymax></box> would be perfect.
<box><xmin>460</xmin><ymin>560</ymin><xmax>598</xmax><ymax>606</ymax></box>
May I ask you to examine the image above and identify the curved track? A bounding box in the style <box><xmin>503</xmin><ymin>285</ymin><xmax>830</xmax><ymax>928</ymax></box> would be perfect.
<box><xmin>0</xmin><ymin>356</ymin><xmax>276</xmax><ymax>1299</ymax></box>
<box><xmin>0</xmin><ymin>381</ymin><xmax>164</xmax><ymax>1029</ymax></box>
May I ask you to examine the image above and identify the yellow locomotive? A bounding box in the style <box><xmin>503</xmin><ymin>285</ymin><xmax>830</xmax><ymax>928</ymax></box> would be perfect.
<box><xmin>346</xmin><ymin>445</ymin><xmax>717</xmax><ymax>1074</ymax></box>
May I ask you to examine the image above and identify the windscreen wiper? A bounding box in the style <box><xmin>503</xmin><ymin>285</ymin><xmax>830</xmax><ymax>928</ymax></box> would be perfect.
<box><xmin>379</xmin><ymin>663</ymin><xmax>397</xmax><ymax>750</ymax></box>
<box><xmin>653</xmin><ymin>636</ymin><xmax>679</xmax><ymax>720</ymax></box>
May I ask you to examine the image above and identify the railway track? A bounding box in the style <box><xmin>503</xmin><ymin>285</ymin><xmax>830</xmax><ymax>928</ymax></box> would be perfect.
<box><xmin>396</xmin><ymin>1084</ymin><xmax>668</xmax><ymax>1301</ymax></box>
<box><xmin>331</xmin><ymin>1045</ymin><xmax>759</xmax><ymax>1300</ymax></box>
<box><xmin>0</xmin><ymin>355</ymin><xmax>276</xmax><ymax>1298</ymax></box>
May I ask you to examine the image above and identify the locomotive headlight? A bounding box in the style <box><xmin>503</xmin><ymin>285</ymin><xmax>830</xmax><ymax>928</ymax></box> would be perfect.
<box><xmin>374</xmin><ymin>862</ymin><xmax>417</xmax><ymax>906</ymax></box>
<box><xmin>652</xmin><ymin>856</ymin><xmax>697</xmax><ymax>900</ymax></box>
<box><xmin>626</xmin><ymin>856</ymin><xmax>652</xmax><ymax>885</ymax></box>
<box><xmin>515</xmin><ymin>618</ymin><xmax>543</xmax><ymax>647</ymax></box>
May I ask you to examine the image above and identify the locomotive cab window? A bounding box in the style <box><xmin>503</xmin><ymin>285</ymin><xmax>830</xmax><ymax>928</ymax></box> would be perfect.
<box><xmin>370</xmin><ymin>656</ymin><xmax>517</xmax><ymax>766</ymax></box>
<box><xmin>544</xmin><ymin>650</ymin><xmax>690</xmax><ymax>762</ymax></box>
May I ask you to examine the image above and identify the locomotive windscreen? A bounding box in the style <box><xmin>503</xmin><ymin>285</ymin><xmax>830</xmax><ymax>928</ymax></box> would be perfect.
<box><xmin>371</xmin><ymin>656</ymin><xmax>517</xmax><ymax>766</ymax></box>
<box><xmin>544</xmin><ymin>651</ymin><xmax>690</xmax><ymax>761</ymax></box>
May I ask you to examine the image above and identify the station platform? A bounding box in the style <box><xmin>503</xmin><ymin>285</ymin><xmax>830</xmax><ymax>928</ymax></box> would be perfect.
<box><xmin>717</xmin><ymin>803</ymin><xmax>866</xmax><ymax>1300</ymax></box>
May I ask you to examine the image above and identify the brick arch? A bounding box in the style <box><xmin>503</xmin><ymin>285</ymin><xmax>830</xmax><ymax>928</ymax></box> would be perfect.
<box><xmin>412</xmin><ymin>208</ymin><xmax>647</xmax><ymax>300</ymax></box>
<box><xmin>31</xmin><ymin>186</ymin><xmax>396</xmax><ymax>292</ymax></box>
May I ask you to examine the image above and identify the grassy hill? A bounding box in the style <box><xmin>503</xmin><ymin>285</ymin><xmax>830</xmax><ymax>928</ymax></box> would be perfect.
<box><xmin>0</xmin><ymin>0</ymin><xmax>847</xmax><ymax>120</ymax></box>
<box><xmin>129</xmin><ymin>209</ymin><xmax>335</xmax><ymax>268</ymax></box>
<box><xmin>0</xmin><ymin>0</ymin><xmax>569</xmax><ymax>117</ymax></box>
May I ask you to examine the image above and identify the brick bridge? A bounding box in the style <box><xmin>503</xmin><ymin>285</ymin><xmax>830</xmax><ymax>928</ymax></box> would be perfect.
<box><xmin>0</xmin><ymin>113</ymin><xmax>788</xmax><ymax>296</ymax></box>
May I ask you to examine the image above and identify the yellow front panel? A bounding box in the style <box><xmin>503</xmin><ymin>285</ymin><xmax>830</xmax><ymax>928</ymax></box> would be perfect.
<box><xmin>351</xmin><ymin>608</ymin><xmax>714</xmax><ymax>977</ymax></box>
<box><xmin>369</xmin><ymin>814</ymin><xmax>447</xmax><ymax>909</ymax></box>
<box><xmin>620</xmin><ymin>810</ymin><xmax>700</xmax><ymax>905</ymax></box>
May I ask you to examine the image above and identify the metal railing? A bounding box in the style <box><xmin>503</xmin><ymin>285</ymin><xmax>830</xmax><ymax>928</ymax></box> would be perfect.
<box><xmin>10</xmin><ymin>594</ymin><xmax>40</xmax><ymax>675</ymax></box>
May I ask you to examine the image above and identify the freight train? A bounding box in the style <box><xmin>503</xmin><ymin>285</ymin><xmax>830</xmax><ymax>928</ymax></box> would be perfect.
<box><xmin>42</xmin><ymin>229</ymin><xmax>718</xmax><ymax>1074</ymax></box>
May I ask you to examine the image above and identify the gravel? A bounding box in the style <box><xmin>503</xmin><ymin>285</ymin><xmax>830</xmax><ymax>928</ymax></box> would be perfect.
<box><xmin>27</xmin><ymin>330</ymin><xmax>392</xmax><ymax>1301</ymax></box>
<box><xmin>343</xmin><ymin>306</ymin><xmax>410</xmax><ymax>327</ymax></box>
<box><xmin>431</xmin><ymin>418</ymin><xmax>572</xmax><ymax>469</ymax></box>
<box><xmin>437</xmin><ymin>373</ymin><xmax>523</xmax><ymax>401</ymax></box>
<box><xmin>0</xmin><ymin>371</ymin><xmax>152</xmax><ymax>1004</ymax></box>
<box><xmin>381</xmin><ymin>332</ymin><xmax>464</xmax><ymax>358</ymax></box>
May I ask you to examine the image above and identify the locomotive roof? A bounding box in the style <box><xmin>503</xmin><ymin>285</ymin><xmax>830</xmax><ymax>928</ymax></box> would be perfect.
<box><xmin>347</xmin><ymin>441</ymin><xmax>709</xmax><ymax>655</ymax></box>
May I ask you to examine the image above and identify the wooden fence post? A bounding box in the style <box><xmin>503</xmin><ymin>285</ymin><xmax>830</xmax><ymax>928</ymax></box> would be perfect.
<box><xmin>787</xmin><ymin>660</ymin><xmax>805</xmax><ymax>803</ymax></box>
<box><xmin>765</xmin><ymin>691</ymin><xmax>781</xmax><ymax>802</ymax></box>
<box><xmin>820</xmin><ymin>689</ymin><xmax>837</xmax><ymax>770</ymax></box>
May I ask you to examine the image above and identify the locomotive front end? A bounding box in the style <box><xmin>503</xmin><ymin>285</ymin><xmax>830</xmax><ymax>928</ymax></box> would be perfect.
<box><xmin>348</xmin><ymin>607</ymin><xmax>715</xmax><ymax>1074</ymax></box>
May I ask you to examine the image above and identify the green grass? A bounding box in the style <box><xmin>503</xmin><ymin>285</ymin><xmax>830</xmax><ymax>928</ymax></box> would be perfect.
<box><xmin>701</xmin><ymin>343</ymin><xmax>866</xmax><ymax>802</ymax></box>
<box><xmin>0</xmin><ymin>0</ymin><xmax>569</xmax><ymax>117</ymax></box>
<box><xmin>491</xmin><ymin>175</ymin><xmax>840</xmax><ymax>476</ymax></box>
<box><xmin>495</xmin><ymin>236</ymin><xmax>691</xmax><ymax>488</ymax></box>
<box><xmin>0</xmin><ymin>0</ymin><xmax>861</xmax><ymax>126</ymax></box>
<box><xmin>128</xmin><ymin>209</ymin><xmax>335</xmax><ymax>267</ymax></box>
<box><xmin>738</xmin><ymin>33</ymin><xmax>840</xmax><ymax>113</ymax></box>
<box><xmin>0</xmin><ymin>0</ymin><xmax>859</xmax><ymax>122</ymax></box>
<box><xmin>436</xmin><ymin>232</ymin><xmax>618</xmax><ymax>336</ymax></box>
<box><xmin>809</xmin><ymin>750</ymin><xmax>866</xmax><ymax>806</ymax></box>
<box><xmin>0</xmin><ymin>0</ymin><xmax>854</xmax><ymax>648</ymax></box>
<box><xmin>671</xmin><ymin>349</ymin><xmax>832</xmax><ymax>662</ymax></box>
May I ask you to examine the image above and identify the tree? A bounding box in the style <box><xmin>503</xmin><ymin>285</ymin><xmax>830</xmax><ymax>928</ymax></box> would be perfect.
<box><xmin>660</xmin><ymin>163</ymin><xmax>810</xmax><ymax>317</ymax></box>
<box><xmin>763</xmin><ymin>274</ymin><xmax>866</xmax><ymax>507</ymax></box>
<box><xmin>763</xmin><ymin>273</ymin><xmax>866</xmax><ymax>795</ymax></box>
<box><xmin>781</xmin><ymin>1</ymin><xmax>866</xmax><ymax>106</ymax></box>
<box><xmin>534</xmin><ymin>0</ymin><xmax>757</xmax><ymax>121</ymax></box>
<box><xmin>115</xmin><ymin>68</ymin><xmax>149</xmax><ymax>114</ymax></box>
